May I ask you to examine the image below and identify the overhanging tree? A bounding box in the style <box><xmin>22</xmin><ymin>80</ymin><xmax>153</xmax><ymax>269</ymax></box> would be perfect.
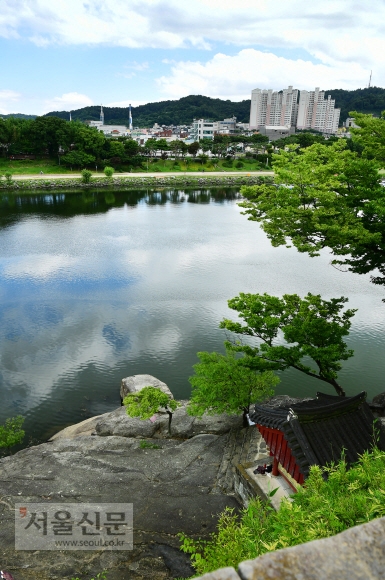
<box><xmin>219</xmin><ymin>292</ymin><xmax>356</xmax><ymax>397</ymax></box>
<box><xmin>240</xmin><ymin>139</ymin><xmax>385</xmax><ymax>286</ymax></box>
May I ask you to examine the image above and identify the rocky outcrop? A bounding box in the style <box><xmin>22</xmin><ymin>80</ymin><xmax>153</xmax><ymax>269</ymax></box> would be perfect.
<box><xmin>0</xmin><ymin>397</ymin><xmax>267</xmax><ymax>580</ymax></box>
<box><xmin>194</xmin><ymin>515</ymin><xmax>385</xmax><ymax>580</ymax></box>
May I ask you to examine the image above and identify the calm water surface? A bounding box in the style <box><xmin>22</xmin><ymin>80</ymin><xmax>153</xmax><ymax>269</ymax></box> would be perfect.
<box><xmin>0</xmin><ymin>188</ymin><xmax>384</xmax><ymax>446</ymax></box>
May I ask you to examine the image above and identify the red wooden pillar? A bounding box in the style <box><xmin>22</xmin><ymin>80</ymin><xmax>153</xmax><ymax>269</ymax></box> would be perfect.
<box><xmin>272</xmin><ymin>455</ymin><xmax>279</xmax><ymax>476</ymax></box>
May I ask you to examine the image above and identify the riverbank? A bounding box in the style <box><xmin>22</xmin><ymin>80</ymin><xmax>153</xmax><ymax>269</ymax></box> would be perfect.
<box><xmin>0</xmin><ymin>172</ymin><xmax>274</xmax><ymax>192</ymax></box>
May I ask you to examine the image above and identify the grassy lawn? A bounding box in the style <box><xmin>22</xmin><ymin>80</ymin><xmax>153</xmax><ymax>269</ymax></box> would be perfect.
<box><xmin>0</xmin><ymin>157</ymin><xmax>266</xmax><ymax>175</ymax></box>
<box><xmin>0</xmin><ymin>158</ymin><xmax>72</xmax><ymax>175</ymax></box>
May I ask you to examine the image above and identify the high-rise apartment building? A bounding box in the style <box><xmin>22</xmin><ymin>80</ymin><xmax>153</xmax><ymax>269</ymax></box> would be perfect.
<box><xmin>249</xmin><ymin>86</ymin><xmax>340</xmax><ymax>134</ymax></box>
<box><xmin>296</xmin><ymin>88</ymin><xmax>340</xmax><ymax>134</ymax></box>
<box><xmin>249</xmin><ymin>86</ymin><xmax>299</xmax><ymax>130</ymax></box>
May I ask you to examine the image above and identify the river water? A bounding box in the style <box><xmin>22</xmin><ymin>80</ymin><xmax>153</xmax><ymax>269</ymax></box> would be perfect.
<box><xmin>0</xmin><ymin>188</ymin><xmax>384</xmax><ymax>446</ymax></box>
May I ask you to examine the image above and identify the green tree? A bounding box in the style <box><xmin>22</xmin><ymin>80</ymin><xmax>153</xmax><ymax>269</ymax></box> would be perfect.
<box><xmin>0</xmin><ymin>416</ymin><xmax>25</xmax><ymax>454</ymax></box>
<box><xmin>123</xmin><ymin>386</ymin><xmax>179</xmax><ymax>433</ymax></box>
<box><xmin>240</xmin><ymin>140</ymin><xmax>385</xmax><ymax>286</ymax></box>
<box><xmin>61</xmin><ymin>150</ymin><xmax>95</xmax><ymax>168</ymax></box>
<box><xmin>219</xmin><ymin>292</ymin><xmax>356</xmax><ymax>397</ymax></box>
<box><xmin>104</xmin><ymin>166</ymin><xmax>114</xmax><ymax>178</ymax></box>
<box><xmin>188</xmin><ymin>349</ymin><xmax>279</xmax><ymax>423</ymax></box>
<box><xmin>349</xmin><ymin>110</ymin><xmax>385</xmax><ymax>165</ymax></box>
<box><xmin>188</xmin><ymin>141</ymin><xmax>200</xmax><ymax>156</ymax></box>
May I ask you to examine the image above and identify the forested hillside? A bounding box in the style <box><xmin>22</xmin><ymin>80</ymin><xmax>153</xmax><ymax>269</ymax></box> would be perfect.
<box><xmin>39</xmin><ymin>87</ymin><xmax>385</xmax><ymax>127</ymax></box>
<box><xmin>44</xmin><ymin>95</ymin><xmax>252</xmax><ymax>126</ymax></box>
<box><xmin>1</xmin><ymin>113</ymin><xmax>37</xmax><ymax>120</ymax></box>
<box><xmin>324</xmin><ymin>87</ymin><xmax>385</xmax><ymax>121</ymax></box>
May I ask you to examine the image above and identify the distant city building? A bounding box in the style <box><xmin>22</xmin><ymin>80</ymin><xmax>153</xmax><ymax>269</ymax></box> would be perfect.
<box><xmin>190</xmin><ymin>116</ymin><xmax>239</xmax><ymax>141</ymax></box>
<box><xmin>297</xmin><ymin>88</ymin><xmax>340</xmax><ymax>134</ymax></box>
<box><xmin>259</xmin><ymin>125</ymin><xmax>296</xmax><ymax>141</ymax></box>
<box><xmin>344</xmin><ymin>117</ymin><xmax>359</xmax><ymax>129</ymax></box>
<box><xmin>249</xmin><ymin>86</ymin><xmax>299</xmax><ymax>130</ymax></box>
<box><xmin>88</xmin><ymin>120</ymin><xmax>129</xmax><ymax>136</ymax></box>
<box><xmin>250</xmin><ymin>86</ymin><xmax>341</xmax><ymax>135</ymax></box>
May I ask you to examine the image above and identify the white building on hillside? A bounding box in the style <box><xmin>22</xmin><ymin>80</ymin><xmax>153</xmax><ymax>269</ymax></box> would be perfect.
<box><xmin>249</xmin><ymin>86</ymin><xmax>299</xmax><ymax>130</ymax></box>
<box><xmin>297</xmin><ymin>88</ymin><xmax>340</xmax><ymax>134</ymax></box>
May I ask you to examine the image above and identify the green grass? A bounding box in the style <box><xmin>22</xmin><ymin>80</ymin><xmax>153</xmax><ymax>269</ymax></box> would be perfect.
<box><xmin>180</xmin><ymin>447</ymin><xmax>385</xmax><ymax>576</ymax></box>
<box><xmin>0</xmin><ymin>157</ymin><xmax>266</xmax><ymax>175</ymax></box>
<box><xmin>0</xmin><ymin>158</ymin><xmax>71</xmax><ymax>174</ymax></box>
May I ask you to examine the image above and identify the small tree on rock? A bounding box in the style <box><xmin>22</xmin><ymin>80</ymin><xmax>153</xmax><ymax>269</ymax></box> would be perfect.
<box><xmin>123</xmin><ymin>386</ymin><xmax>179</xmax><ymax>433</ymax></box>
<box><xmin>188</xmin><ymin>348</ymin><xmax>279</xmax><ymax>425</ymax></box>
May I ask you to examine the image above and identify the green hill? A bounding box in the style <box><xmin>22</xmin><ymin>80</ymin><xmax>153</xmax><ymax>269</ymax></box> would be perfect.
<box><xmin>43</xmin><ymin>88</ymin><xmax>385</xmax><ymax>128</ymax></box>
<box><xmin>0</xmin><ymin>113</ymin><xmax>37</xmax><ymax>120</ymax></box>
<box><xmin>324</xmin><ymin>87</ymin><xmax>385</xmax><ymax>121</ymax></box>
<box><xmin>44</xmin><ymin>95</ymin><xmax>251</xmax><ymax>127</ymax></box>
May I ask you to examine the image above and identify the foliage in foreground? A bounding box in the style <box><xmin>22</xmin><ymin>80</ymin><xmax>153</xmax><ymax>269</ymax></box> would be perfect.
<box><xmin>188</xmin><ymin>349</ymin><xmax>279</xmax><ymax>420</ymax></box>
<box><xmin>180</xmin><ymin>447</ymin><xmax>385</xmax><ymax>575</ymax></box>
<box><xmin>0</xmin><ymin>416</ymin><xmax>25</xmax><ymax>454</ymax></box>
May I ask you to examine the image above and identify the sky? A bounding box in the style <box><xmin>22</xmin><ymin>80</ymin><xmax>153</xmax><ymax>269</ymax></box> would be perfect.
<box><xmin>1</xmin><ymin>0</ymin><xmax>384</xmax><ymax>115</ymax></box>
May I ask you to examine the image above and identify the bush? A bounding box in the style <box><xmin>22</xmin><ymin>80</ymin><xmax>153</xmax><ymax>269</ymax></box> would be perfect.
<box><xmin>180</xmin><ymin>447</ymin><xmax>385</xmax><ymax>575</ymax></box>
<box><xmin>104</xmin><ymin>166</ymin><xmax>114</xmax><ymax>178</ymax></box>
<box><xmin>4</xmin><ymin>171</ymin><xmax>12</xmax><ymax>184</ymax></box>
<box><xmin>235</xmin><ymin>161</ymin><xmax>244</xmax><ymax>168</ymax></box>
<box><xmin>0</xmin><ymin>416</ymin><xmax>25</xmax><ymax>454</ymax></box>
<box><xmin>81</xmin><ymin>169</ymin><xmax>92</xmax><ymax>183</ymax></box>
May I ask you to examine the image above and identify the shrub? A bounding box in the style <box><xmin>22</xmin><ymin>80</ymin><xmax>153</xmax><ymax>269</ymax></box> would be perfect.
<box><xmin>4</xmin><ymin>171</ymin><xmax>12</xmax><ymax>184</ymax></box>
<box><xmin>235</xmin><ymin>161</ymin><xmax>244</xmax><ymax>168</ymax></box>
<box><xmin>0</xmin><ymin>416</ymin><xmax>25</xmax><ymax>454</ymax></box>
<box><xmin>180</xmin><ymin>447</ymin><xmax>385</xmax><ymax>575</ymax></box>
<box><xmin>104</xmin><ymin>166</ymin><xmax>114</xmax><ymax>178</ymax></box>
<box><xmin>140</xmin><ymin>440</ymin><xmax>162</xmax><ymax>449</ymax></box>
<box><xmin>81</xmin><ymin>169</ymin><xmax>92</xmax><ymax>183</ymax></box>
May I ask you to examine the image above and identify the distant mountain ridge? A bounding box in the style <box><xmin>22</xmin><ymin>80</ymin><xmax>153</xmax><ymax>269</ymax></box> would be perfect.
<box><xmin>38</xmin><ymin>87</ymin><xmax>385</xmax><ymax>127</ymax></box>
<box><xmin>1</xmin><ymin>113</ymin><xmax>37</xmax><ymax>119</ymax></box>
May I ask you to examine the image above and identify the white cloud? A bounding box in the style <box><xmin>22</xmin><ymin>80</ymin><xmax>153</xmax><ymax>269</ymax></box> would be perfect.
<box><xmin>1</xmin><ymin>0</ymin><xmax>385</xmax><ymax>75</ymax></box>
<box><xmin>0</xmin><ymin>89</ymin><xmax>21</xmax><ymax>114</ymax></box>
<box><xmin>42</xmin><ymin>92</ymin><xmax>93</xmax><ymax>113</ymax></box>
<box><xmin>156</xmin><ymin>49</ymin><xmax>369</xmax><ymax>100</ymax></box>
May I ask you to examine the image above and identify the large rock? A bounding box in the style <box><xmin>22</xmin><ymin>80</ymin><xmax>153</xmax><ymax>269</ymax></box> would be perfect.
<box><xmin>49</xmin><ymin>414</ymin><xmax>103</xmax><ymax>441</ymax></box>
<box><xmin>0</xmin><ymin>413</ymin><xmax>245</xmax><ymax>579</ymax></box>
<box><xmin>94</xmin><ymin>402</ymin><xmax>243</xmax><ymax>440</ymax></box>
<box><xmin>120</xmin><ymin>374</ymin><xmax>173</xmax><ymax>402</ymax></box>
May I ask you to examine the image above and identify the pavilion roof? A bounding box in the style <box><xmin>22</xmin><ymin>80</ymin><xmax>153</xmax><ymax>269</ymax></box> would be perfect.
<box><xmin>250</xmin><ymin>392</ymin><xmax>385</xmax><ymax>478</ymax></box>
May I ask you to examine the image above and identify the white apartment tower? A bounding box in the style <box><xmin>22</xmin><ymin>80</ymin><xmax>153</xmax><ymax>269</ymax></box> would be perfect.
<box><xmin>249</xmin><ymin>86</ymin><xmax>299</xmax><ymax>130</ymax></box>
<box><xmin>297</xmin><ymin>88</ymin><xmax>340</xmax><ymax>134</ymax></box>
